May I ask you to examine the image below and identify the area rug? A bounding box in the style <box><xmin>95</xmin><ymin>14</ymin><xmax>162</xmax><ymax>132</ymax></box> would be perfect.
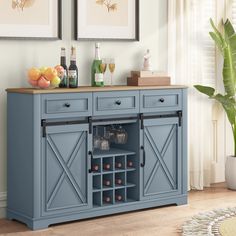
<box><xmin>182</xmin><ymin>207</ymin><xmax>236</xmax><ymax>236</ymax></box>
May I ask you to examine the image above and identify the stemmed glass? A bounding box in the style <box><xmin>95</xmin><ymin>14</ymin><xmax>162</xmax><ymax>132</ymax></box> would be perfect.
<box><xmin>114</xmin><ymin>125</ymin><xmax>128</xmax><ymax>144</ymax></box>
<box><xmin>100</xmin><ymin>127</ymin><xmax>110</xmax><ymax>150</ymax></box>
<box><xmin>104</xmin><ymin>125</ymin><xmax>116</xmax><ymax>143</ymax></box>
<box><xmin>108</xmin><ymin>58</ymin><xmax>115</xmax><ymax>86</ymax></box>
<box><xmin>93</xmin><ymin>126</ymin><xmax>101</xmax><ymax>150</ymax></box>
<box><xmin>100</xmin><ymin>58</ymin><xmax>108</xmax><ymax>86</ymax></box>
<box><xmin>100</xmin><ymin>58</ymin><xmax>107</xmax><ymax>75</ymax></box>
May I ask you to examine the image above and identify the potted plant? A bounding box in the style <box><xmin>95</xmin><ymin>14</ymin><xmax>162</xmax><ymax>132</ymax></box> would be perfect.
<box><xmin>194</xmin><ymin>19</ymin><xmax>236</xmax><ymax>190</ymax></box>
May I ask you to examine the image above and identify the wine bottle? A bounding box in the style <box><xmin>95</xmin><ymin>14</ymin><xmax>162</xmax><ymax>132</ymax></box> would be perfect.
<box><xmin>115</xmin><ymin>162</ymin><xmax>122</xmax><ymax>169</ymax></box>
<box><xmin>103</xmin><ymin>196</ymin><xmax>111</xmax><ymax>203</ymax></box>
<box><xmin>92</xmin><ymin>164</ymin><xmax>99</xmax><ymax>172</ymax></box>
<box><xmin>115</xmin><ymin>195</ymin><xmax>122</xmax><ymax>201</ymax></box>
<box><xmin>103</xmin><ymin>180</ymin><xmax>111</xmax><ymax>186</ymax></box>
<box><xmin>115</xmin><ymin>178</ymin><xmax>122</xmax><ymax>185</ymax></box>
<box><xmin>68</xmin><ymin>46</ymin><xmax>78</xmax><ymax>88</ymax></box>
<box><xmin>59</xmin><ymin>47</ymin><xmax>68</xmax><ymax>88</ymax></box>
<box><xmin>103</xmin><ymin>163</ymin><xmax>111</xmax><ymax>171</ymax></box>
<box><xmin>127</xmin><ymin>161</ymin><xmax>133</xmax><ymax>168</ymax></box>
<box><xmin>91</xmin><ymin>43</ymin><xmax>104</xmax><ymax>87</ymax></box>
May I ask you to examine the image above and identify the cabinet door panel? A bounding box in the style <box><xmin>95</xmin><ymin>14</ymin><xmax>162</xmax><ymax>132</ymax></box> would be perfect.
<box><xmin>141</xmin><ymin>117</ymin><xmax>181</xmax><ymax>200</ymax></box>
<box><xmin>41</xmin><ymin>124</ymin><xmax>92</xmax><ymax>216</ymax></box>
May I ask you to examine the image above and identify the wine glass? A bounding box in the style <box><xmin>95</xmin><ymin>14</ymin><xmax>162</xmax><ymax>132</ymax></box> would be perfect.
<box><xmin>100</xmin><ymin>58</ymin><xmax>107</xmax><ymax>74</ymax></box>
<box><xmin>114</xmin><ymin>125</ymin><xmax>128</xmax><ymax>144</ymax></box>
<box><xmin>100</xmin><ymin>58</ymin><xmax>108</xmax><ymax>86</ymax></box>
<box><xmin>108</xmin><ymin>58</ymin><xmax>115</xmax><ymax>86</ymax></box>
<box><xmin>99</xmin><ymin>127</ymin><xmax>110</xmax><ymax>151</ymax></box>
<box><xmin>93</xmin><ymin>126</ymin><xmax>101</xmax><ymax>149</ymax></box>
<box><xmin>104</xmin><ymin>125</ymin><xmax>116</xmax><ymax>143</ymax></box>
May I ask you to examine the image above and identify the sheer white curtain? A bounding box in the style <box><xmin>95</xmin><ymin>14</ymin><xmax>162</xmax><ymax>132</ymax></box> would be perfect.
<box><xmin>228</xmin><ymin>0</ymin><xmax>236</xmax><ymax>27</ymax></box>
<box><xmin>168</xmin><ymin>0</ymin><xmax>217</xmax><ymax>189</ymax></box>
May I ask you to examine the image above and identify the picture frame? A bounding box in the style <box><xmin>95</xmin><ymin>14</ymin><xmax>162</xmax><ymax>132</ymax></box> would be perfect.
<box><xmin>75</xmin><ymin>0</ymin><xmax>139</xmax><ymax>41</ymax></box>
<box><xmin>0</xmin><ymin>0</ymin><xmax>62</xmax><ymax>40</ymax></box>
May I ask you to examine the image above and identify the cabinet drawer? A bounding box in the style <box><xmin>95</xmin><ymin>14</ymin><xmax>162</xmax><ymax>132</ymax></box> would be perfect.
<box><xmin>42</xmin><ymin>93</ymin><xmax>92</xmax><ymax>118</ymax></box>
<box><xmin>93</xmin><ymin>91</ymin><xmax>139</xmax><ymax>116</ymax></box>
<box><xmin>140</xmin><ymin>90</ymin><xmax>182</xmax><ymax>113</ymax></box>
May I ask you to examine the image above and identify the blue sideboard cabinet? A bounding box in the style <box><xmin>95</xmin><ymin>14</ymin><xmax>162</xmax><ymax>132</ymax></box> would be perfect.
<box><xmin>6</xmin><ymin>86</ymin><xmax>187</xmax><ymax>230</ymax></box>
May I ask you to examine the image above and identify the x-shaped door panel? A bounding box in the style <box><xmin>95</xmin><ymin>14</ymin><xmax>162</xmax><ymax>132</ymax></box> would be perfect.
<box><xmin>144</xmin><ymin>126</ymin><xmax>176</xmax><ymax>194</ymax></box>
<box><xmin>42</xmin><ymin>125</ymin><xmax>90</xmax><ymax>216</ymax></box>
<box><xmin>46</xmin><ymin>132</ymin><xmax>86</xmax><ymax>209</ymax></box>
<box><xmin>142</xmin><ymin>118</ymin><xmax>180</xmax><ymax>198</ymax></box>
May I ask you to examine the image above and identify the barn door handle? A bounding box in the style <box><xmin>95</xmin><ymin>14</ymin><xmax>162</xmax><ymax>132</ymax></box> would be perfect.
<box><xmin>141</xmin><ymin>146</ymin><xmax>146</xmax><ymax>167</ymax></box>
<box><xmin>41</xmin><ymin>119</ymin><xmax>46</xmax><ymax>137</ymax></box>
<box><xmin>88</xmin><ymin>151</ymin><xmax>93</xmax><ymax>173</ymax></box>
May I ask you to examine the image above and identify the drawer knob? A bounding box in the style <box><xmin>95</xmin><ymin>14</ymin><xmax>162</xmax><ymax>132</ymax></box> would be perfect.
<box><xmin>159</xmin><ymin>98</ymin><xmax>165</xmax><ymax>103</ymax></box>
<box><xmin>115</xmin><ymin>100</ymin><xmax>121</xmax><ymax>105</ymax></box>
<box><xmin>64</xmin><ymin>103</ymin><xmax>71</xmax><ymax>108</ymax></box>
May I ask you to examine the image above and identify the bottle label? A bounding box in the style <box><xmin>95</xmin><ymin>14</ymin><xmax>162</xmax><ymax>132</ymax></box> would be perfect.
<box><xmin>95</xmin><ymin>73</ymin><xmax>103</xmax><ymax>82</ymax></box>
<box><xmin>59</xmin><ymin>70</ymin><xmax>68</xmax><ymax>87</ymax></box>
<box><xmin>68</xmin><ymin>70</ymin><xmax>77</xmax><ymax>78</ymax></box>
<box><xmin>68</xmin><ymin>70</ymin><xmax>78</xmax><ymax>87</ymax></box>
<box><xmin>62</xmin><ymin>69</ymin><xmax>67</xmax><ymax>78</ymax></box>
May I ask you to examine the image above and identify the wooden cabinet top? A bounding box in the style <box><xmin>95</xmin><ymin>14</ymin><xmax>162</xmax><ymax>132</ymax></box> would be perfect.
<box><xmin>6</xmin><ymin>85</ymin><xmax>187</xmax><ymax>94</ymax></box>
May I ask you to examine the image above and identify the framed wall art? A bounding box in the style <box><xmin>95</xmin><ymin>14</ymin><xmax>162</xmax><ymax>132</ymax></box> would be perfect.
<box><xmin>75</xmin><ymin>0</ymin><xmax>139</xmax><ymax>41</ymax></box>
<box><xmin>0</xmin><ymin>0</ymin><xmax>62</xmax><ymax>40</ymax></box>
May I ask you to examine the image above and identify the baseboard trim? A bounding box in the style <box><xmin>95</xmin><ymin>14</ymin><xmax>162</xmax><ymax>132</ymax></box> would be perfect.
<box><xmin>0</xmin><ymin>192</ymin><xmax>7</xmax><ymax>218</ymax></box>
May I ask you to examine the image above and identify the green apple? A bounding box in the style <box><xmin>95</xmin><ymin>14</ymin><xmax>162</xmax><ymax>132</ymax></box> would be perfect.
<box><xmin>51</xmin><ymin>76</ymin><xmax>61</xmax><ymax>87</ymax></box>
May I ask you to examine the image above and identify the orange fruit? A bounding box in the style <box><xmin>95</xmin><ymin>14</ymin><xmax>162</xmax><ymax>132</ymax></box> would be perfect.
<box><xmin>28</xmin><ymin>67</ymin><xmax>41</xmax><ymax>81</ymax></box>
<box><xmin>44</xmin><ymin>67</ymin><xmax>58</xmax><ymax>81</ymax></box>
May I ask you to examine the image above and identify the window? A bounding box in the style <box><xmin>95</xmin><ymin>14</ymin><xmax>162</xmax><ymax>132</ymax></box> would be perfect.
<box><xmin>189</xmin><ymin>0</ymin><xmax>217</xmax><ymax>87</ymax></box>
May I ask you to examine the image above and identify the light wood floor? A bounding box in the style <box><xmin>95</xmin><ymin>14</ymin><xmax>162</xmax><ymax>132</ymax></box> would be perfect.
<box><xmin>1</xmin><ymin>183</ymin><xmax>236</xmax><ymax>236</ymax></box>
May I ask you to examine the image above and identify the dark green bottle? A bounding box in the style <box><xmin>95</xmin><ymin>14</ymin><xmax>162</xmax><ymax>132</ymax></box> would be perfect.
<box><xmin>68</xmin><ymin>46</ymin><xmax>78</xmax><ymax>88</ymax></box>
<box><xmin>59</xmin><ymin>47</ymin><xmax>68</xmax><ymax>88</ymax></box>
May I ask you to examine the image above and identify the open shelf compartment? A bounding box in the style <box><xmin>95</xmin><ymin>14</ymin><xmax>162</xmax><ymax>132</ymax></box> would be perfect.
<box><xmin>91</xmin><ymin>153</ymin><xmax>139</xmax><ymax>207</ymax></box>
<box><xmin>92</xmin><ymin>122</ymin><xmax>140</xmax><ymax>208</ymax></box>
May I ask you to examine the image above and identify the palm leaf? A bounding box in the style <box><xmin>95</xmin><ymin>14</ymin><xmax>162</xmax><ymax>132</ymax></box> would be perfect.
<box><xmin>210</xmin><ymin>19</ymin><xmax>236</xmax><ymax>96</ymax></box>
<box><xmin>209</xmin><ymin>19</ymin><xmax>225</xmax><ymax>53</ymax></box>
<box><xmin>194</xmin><ymin>85</ymin><xmax>215</xmax><ymax>97</ymax></box>
<box><xmin>195</xmin><ymin>19</ymin><xmax>236</xmax><ymax>155</ymax></box>
<box><xmin>194</xmin><ymin>85</ymin><xmax>236</xmax><ymax>126</ymax></box>
<box><xmin>222</xmin><ymin>20</ymin><xmax>236</xmax><ymax>97</ymax></box>
<box><xmin>224</xmin><ymin>19</ymin><xmax>235</xmax><ymax>39</ymax></box>
<box><xmin>213</xmin><ymin>94</ymin><xmax>236</xmax><ymax>125</ymax></box>
<box><xmin>209</xmin><ymin>32</ymin><xmax>224</xmax><ymax>53</ymax></box>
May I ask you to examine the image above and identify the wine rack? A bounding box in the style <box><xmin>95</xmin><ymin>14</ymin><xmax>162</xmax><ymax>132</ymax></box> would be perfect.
<box><xmin>91</xmin><ymin>148</ymin><xmax>138</xmax><ymax>207</ymax></box>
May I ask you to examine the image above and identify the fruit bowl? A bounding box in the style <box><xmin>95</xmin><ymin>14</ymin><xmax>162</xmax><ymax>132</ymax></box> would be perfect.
<box><xmin>27</xmin><ymin>66</ymin><xmax>64</xmax><ymax>89</ymax></box>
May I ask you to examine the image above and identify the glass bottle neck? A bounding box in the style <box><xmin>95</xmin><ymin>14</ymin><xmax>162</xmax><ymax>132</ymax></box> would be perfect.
<box><xmin>61</xmin><ymin>57</ymin><xmax>66</xmax><ymax>65</ymax></box>
<box><xmin>70</xmin><ymin>60</ymin><xmax>76</xmax><ymax>65</ymax></box>
<box><xmin>95</xmin><ymin>47</ymin><xmax>101</xmax><ymax>60</ymax></box>
<box><xmin>61</xmin><ymin>48</ymin><xmax>66</xmax><ymax>65</ymax></box>
<box><xmin>70</xmin><ymin>47</ymin><xmax>76</xmax><ymax>63</ymax></box>
<box><xmin>70</xmin><ymin>55</ymin><xmax>76</xmax><ymax>63</ymax></box>
<box><xmin>61</xmin><ymin>48</ymin><xmax>66</xmax><ymax>57</ymax></box>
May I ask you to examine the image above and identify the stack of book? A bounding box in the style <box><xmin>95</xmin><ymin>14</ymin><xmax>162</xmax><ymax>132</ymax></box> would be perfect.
<box><xmin>127</xmin><ymin>71</ymin><xmax>171</xmax><ymax>86</ymax></box>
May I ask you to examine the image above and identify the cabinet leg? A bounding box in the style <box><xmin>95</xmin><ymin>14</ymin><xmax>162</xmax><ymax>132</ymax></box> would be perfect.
<box><xmin>29</xmin><ymin>221</ymin><xmax>50</xmax><ymax>231</ymax></box>
<box><xmin>176</xmin><ymin>196</ymin><xmax>188</xmax><ymax>206</ymax></box>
